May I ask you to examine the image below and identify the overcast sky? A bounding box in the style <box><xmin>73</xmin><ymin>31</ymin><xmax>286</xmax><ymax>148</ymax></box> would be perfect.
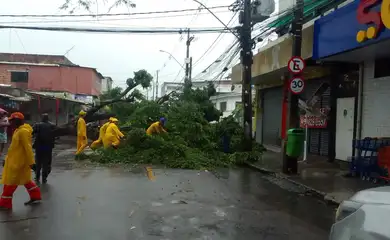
<box><xmin>0</xmin><ymin>0</ymin><xmax>243</xmax><ymax>96</ymax></box>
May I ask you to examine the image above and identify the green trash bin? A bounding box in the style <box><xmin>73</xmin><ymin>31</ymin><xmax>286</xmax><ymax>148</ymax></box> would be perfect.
<box><xmin>286</xmin><ymin>128</ymin><xmax>305</xmax><ymax>158</ymax></box>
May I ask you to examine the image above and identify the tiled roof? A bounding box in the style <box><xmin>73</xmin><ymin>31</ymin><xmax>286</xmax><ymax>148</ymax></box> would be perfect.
<box><xmin>0</xmin><ymin>53</ymin><xmax>76</xmax><ymax>66</ymax></box>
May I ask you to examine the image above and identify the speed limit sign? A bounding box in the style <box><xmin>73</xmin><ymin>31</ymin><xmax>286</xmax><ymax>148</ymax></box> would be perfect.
<box><xmin>289</xmin><ymin>77</ymin><xmax>305</xmax><ymax>94</ymax></box>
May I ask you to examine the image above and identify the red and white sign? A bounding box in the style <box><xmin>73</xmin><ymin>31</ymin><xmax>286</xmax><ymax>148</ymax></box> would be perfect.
<box><xmin>289</xmin><ymin>77</ymin><xmax>305</xmax><ymax>94</ymax></box>
<box><xmin>288</xmin><ymin>56</ymin><xmax>305</xmax><ymax>74</ymax></box>
<box><xmin>300</xmin><ymin>108</ymin><xmax>329</xmax><ymax>128</ymax></box>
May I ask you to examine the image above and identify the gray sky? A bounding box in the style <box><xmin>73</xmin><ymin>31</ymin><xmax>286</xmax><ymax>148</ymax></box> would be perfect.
<box><xmin>0</xmin><ymin>0</ymin><xmax>239</xmax><ymax>93</ymax></box>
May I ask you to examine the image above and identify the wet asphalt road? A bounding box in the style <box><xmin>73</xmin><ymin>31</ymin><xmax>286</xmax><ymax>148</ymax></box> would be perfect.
<box><xmin>0</xmin><ymin>145</ymin><xmax>335</xmax><ymax>239</ymax></box>
<box><xmin>0</xmin><ymin>167</ymin><xmax>334</xmax><ymax>240</ymax></box>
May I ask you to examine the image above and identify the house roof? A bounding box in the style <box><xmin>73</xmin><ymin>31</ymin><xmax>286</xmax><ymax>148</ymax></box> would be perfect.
<box><xmin>0</xmin><ymin>53</ymin><xmax>76</xmax><ymax>66</ymax></box>
<box><xmin>0</xmin><ymin>52</ymin><xmax>104</xmax><ymax>79</ymax></box>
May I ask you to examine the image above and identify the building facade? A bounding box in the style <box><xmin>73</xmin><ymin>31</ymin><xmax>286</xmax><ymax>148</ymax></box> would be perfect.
<box><xmin>231</xmin><ymin>0</ymin><xmax>356</xmax><ymax>161</ymax></box>
<box><xmin>0</xmin><ymin>53</ymin><xmax>103</xmax><ymax>96</ymax></box>
<box><xmin>313</xmin><ymin>0</ymin><xmax>390</xmax><ymax>161</ymax></box>
<box><xmin>101</xmin><ymin>77</ymin><xmax>113</xmax><ymax>93</ymax></box>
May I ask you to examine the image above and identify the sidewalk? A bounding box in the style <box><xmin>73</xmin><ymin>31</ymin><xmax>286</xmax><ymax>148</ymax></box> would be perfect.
<box><xmin>249</xmin><ymin>150</ymin><xmax>377</xmax><ymax>205</ymax></box>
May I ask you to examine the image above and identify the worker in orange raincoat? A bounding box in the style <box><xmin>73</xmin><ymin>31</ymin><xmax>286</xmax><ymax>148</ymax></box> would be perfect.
<box><xmin>75</xmin><ymin>110</ymin><xmax>88</xmax><ymax>155</ymax></box>
<box><xmin>90</xmin><ymin>118</ymin><xmax>112</xmax><ymax>150</ymax></box>
<box><xmin>146</xmin><ymin>117</ymin><xmax>167</xmax><ymax>136</ymax></box>
<box><xmin>103</xmin><ymin>118</ymin><xmax>124</xmax><ymax>149</ymax></box>
<box><xmin>0</xmin><ymin>112</ymin><xmax>42</xmax><ymax>209</ymax></box>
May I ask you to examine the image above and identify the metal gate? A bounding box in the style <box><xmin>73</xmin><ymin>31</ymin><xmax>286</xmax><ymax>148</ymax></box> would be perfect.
<box><xmin>261</xmin><ymin>87</ymin><xmax>283</xmax><ymax>147</ymax></box>
<box><xmin>302</xmin><ymin>78</ymin><xmax>331</xmax><ymax>156</ymax></box>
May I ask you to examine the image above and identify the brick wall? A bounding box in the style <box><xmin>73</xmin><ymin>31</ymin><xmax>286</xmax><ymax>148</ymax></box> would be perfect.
<box><xmin>0</xmin><ymin>64</ymin><xmax>101</xmax><ymax>95</ymax></box>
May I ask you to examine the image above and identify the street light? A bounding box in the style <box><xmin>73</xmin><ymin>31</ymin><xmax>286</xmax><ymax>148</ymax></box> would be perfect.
<box><xmin>159</xmin><ymin>50</ymin><xmax>185</xmax><ymax>70</ymax></box>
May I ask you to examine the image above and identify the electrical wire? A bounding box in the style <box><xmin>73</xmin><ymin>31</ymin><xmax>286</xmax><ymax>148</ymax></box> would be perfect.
<box><xmin>0</xmin><ymin>10</ymin><xmax>231</xmax><ymax>25</ymax></box>
<box><xmin>192</xmin><ymin>12</ymin><xmax>238</xmax><ymax>67</ymax></box>
<box><xmin>163</xmin><ymin>0</ymin><xmax>350</xmax><ymax>98</ymax></box>
<box><xmin>0</xmin><ymin>25</ymin><xmax>232</xmax><ymax>34</ymax></box>
<box><xmin>167</xmin><ymin>0</ymin><xmax>209</xmax><ymax>83</ymax></box>
<box><xmin>0</xmin><ymin>5</ymin><xmax>231</xmax><ymax>18</ymax></box>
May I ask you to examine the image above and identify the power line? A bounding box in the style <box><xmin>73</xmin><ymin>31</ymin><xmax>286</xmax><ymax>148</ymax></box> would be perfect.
<box><xmin>0</xmin><ymin>25</ymin><xmax>232</xmax><ymax>34</ymax></box>
<box><xmin>192</xmin><ymin>12</ymin><xmax>238</xmax><ymax>67</ymax></box>
<box><xmin>0</xmin><ymin>5</ymin><xmax>230</xmax><ymax>18</ymax></box>
<box><xmin>0</xmin><ymin>10</ymin><xmax>230</xmax><ymax>25</ymax></box>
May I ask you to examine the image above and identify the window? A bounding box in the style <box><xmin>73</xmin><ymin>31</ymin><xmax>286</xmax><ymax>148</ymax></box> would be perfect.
<box><xmin>220</xmin><ymin>102</ymin><xmax>227</xmax><ymax>112</ymax></box>
<box><xmin>10</xmin><ymin>71</ymin><xmax>29</xmax><ymax>83</ymax></box>
<box><xmin>374</xmin><ymin>58</ymin><xmax>390</xmax><ymax>78</ymax></box>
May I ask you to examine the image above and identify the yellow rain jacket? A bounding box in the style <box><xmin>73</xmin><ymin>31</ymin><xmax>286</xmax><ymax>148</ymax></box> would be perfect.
<box><xmin>146</xmin><ymin>121</ymin><xmax>167</xmax><ymax>136</ymax></box>
<box><xmin>103</xmin><ymin>123</ymin><xmax>124</xmax><ymax>148</ymax></box>
<box><xmin>90</xmin><ymin>122</ymin><xmax>110</xmax><ymax>149</ymax></box>
<box><xmin>1</xmin><ymin>124</ymin><xmax>34</xmax><ymax>185</ymax></box>
<box><xmin>76</xmin><ymin>117</ymin><xmax>88</xmax><ymax>154</ymax></box>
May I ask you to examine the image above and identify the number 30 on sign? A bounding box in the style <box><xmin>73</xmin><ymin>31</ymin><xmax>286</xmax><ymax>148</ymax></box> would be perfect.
<box><xmin>289</xmin><ymin>77</ymin><xmax>305</xmax><ymax>94</ymax></box>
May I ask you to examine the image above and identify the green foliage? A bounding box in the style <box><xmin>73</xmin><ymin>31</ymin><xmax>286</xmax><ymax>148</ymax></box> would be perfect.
<box><xmin>94</xmin><ymin>80</ymin><xmax>264</xmax><ymax>170</ymax></box>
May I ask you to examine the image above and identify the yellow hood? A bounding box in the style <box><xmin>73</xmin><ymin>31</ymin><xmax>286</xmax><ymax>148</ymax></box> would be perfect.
<box><xmin>20</xmin><ymin>123</ymin><xmax>33</xmax><ymax>133</ymax></box>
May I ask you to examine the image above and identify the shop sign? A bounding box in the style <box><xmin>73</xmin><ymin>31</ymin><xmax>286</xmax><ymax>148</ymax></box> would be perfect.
<box><xmin>300</xmin><ymin>108</ymin><xmax>329</xmax><ymax>128</ymax></box>
<box><xmin>356</xmin><ymin>0</ymin><xmax>390</xmax><ymax>43</ymax></box>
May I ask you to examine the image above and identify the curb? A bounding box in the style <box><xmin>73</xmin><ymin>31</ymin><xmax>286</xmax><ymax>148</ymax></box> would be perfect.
<box><xmin>247</xmin><ymin>163</ymin><xmax>341</xmax><ymax>206</ymax></box>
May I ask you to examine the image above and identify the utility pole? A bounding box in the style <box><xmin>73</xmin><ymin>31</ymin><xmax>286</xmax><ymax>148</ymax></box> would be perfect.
<box><xmin>185</xmin><ymin>29</ymin><xmax>194</xmax><ymax>86</ymax></box>
<box><xmin>155</xmin><ymin>70</ymin><xmax>159</xmax><ymax>100</ymax></box>
<box><xmin>282</xmin><ymin>0</ymin><xmax>304</xmax><ymax>174</ymax></box>
<box><xmin>189</xmin><ymin>57</ymin><xmax>193</xmax><ymax>82</ymax></box>
<box><xmin>239</xmin><ymin>0</ymin><xmax>253</xmax><ymax>151</ymax></box>
<box><xmin>152</xmin><ymin>82</ymin><xmax>155</xmax><ymax>100</ymax></box>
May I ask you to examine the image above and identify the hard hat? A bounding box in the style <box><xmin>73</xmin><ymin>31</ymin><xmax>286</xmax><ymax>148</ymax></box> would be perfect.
<box><xmin>110</xmin><ymin>118</ymin><xmax>119</xmax><ymax>123</ymax></box>
<box><xmin>8</xmin><ymin>112</ymin><xmax>24</xmax><ymax>120</ymax></box>
<box><xmin>79</xmin><ymin>110</ymin><xmax>86</xmax><ymax>116</ymax></box>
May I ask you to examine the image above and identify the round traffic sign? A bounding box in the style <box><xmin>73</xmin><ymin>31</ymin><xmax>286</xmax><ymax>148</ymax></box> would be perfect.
<box><xmin>289</xmin><ymin>77</ymin><xmax>305</xmax><ymax>94</ymax></box>
<box><xmin>288</xmin><ymin>56</ymin><xmax>305</xmax><ymax>74</ymax></box>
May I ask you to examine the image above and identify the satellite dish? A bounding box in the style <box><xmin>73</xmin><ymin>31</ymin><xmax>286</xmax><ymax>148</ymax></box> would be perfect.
<box><xmin>252</xmin><ymin>0</ymin><xmax>276</xmax><ymax>24</ymax></box>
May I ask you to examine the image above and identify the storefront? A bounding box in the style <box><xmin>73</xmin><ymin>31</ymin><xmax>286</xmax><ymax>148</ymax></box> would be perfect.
<box><xmin>313</xmin><ymin>0</ymin><xmax>390</xmax><ymax>160</ymax></box>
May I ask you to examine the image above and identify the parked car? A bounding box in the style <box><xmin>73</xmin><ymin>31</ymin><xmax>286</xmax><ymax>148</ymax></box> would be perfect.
<box><xmin>330</xmin><ymin>186</ymin><xmax>390</xmax><ymax>239</ymax></box>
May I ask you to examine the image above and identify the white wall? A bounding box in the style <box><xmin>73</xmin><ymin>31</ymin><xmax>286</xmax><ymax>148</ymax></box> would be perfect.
<box><xmin>101</xmin><ymin>78</ymin><xmax>112</xmax><ymax>94</ymax></box>
<box><xmin>361</xmin><ymin>60</ymin><xmax>390</xmax><ymax>138</ymax></box>
<box><xmin>211</xmin><ymin>94</ymin><xmax>242</xmax><ymax>118</ymax></box>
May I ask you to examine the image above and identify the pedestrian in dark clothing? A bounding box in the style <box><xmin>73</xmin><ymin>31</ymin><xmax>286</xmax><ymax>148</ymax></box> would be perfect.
<box><xmin>33</xmin><ymin>114</ymin><xmax>56</xmax><ymax>184</ymax></box>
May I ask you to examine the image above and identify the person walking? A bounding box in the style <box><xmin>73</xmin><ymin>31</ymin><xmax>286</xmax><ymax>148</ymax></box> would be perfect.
<box><xmin>0</xmin><ymin>112</ymin><xmax>41</xmax><ymax>209</ymax></box>
<box><xmin>33</xmin><ymin>113</ymin><xmax>56</xmax><ymax>184</ymax></box>
<box><xmin>75</xmin><ymin>110</ymin><xmax>88</xmax><ymax>156</ymax></box>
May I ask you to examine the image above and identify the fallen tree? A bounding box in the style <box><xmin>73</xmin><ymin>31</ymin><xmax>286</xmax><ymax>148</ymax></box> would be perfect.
<box><xmin>90</xmin><ymin>82</ymin><xmax>265</xmax><ymax>170</ymax></box>
<box><xmin>54</xmin><ymin>69</ymin><xmax>153</xmax><ymax>138</ymax></box>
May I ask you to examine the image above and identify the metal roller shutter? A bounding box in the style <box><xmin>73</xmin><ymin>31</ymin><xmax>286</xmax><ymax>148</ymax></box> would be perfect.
<box><xmin>262</xmin><ymin>87</ymin><xmax>283</xmax><ymax>147</ymax></box>
<box><xmin>302</xmin><ymin>78</ymin><xmax>331</xmax><ymax>156</ymax></box>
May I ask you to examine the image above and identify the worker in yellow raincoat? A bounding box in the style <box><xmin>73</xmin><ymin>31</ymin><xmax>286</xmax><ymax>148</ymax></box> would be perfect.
<box><xmin>76</xmin><ymin>110</ymin><xmax>88</xmax><ymax>155</ymax></box>
<box><xmin>0</xmin><ymin>112</ymin><xmax>42</xmax><ymax>209</ymax></box>
<box><xmin>90</xmin><ymin>118</ymin><xmax>112</xmax><ymax>150</ymax></box>
<box><xmin>103</xmin><ymin>118</ymin><xmax>124</xmax><ymax>149</ymax></box>
<box><xmin>146</xmin><ymin>117</ymin><xmax>167</xmax><ymax>136</ymax></box>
